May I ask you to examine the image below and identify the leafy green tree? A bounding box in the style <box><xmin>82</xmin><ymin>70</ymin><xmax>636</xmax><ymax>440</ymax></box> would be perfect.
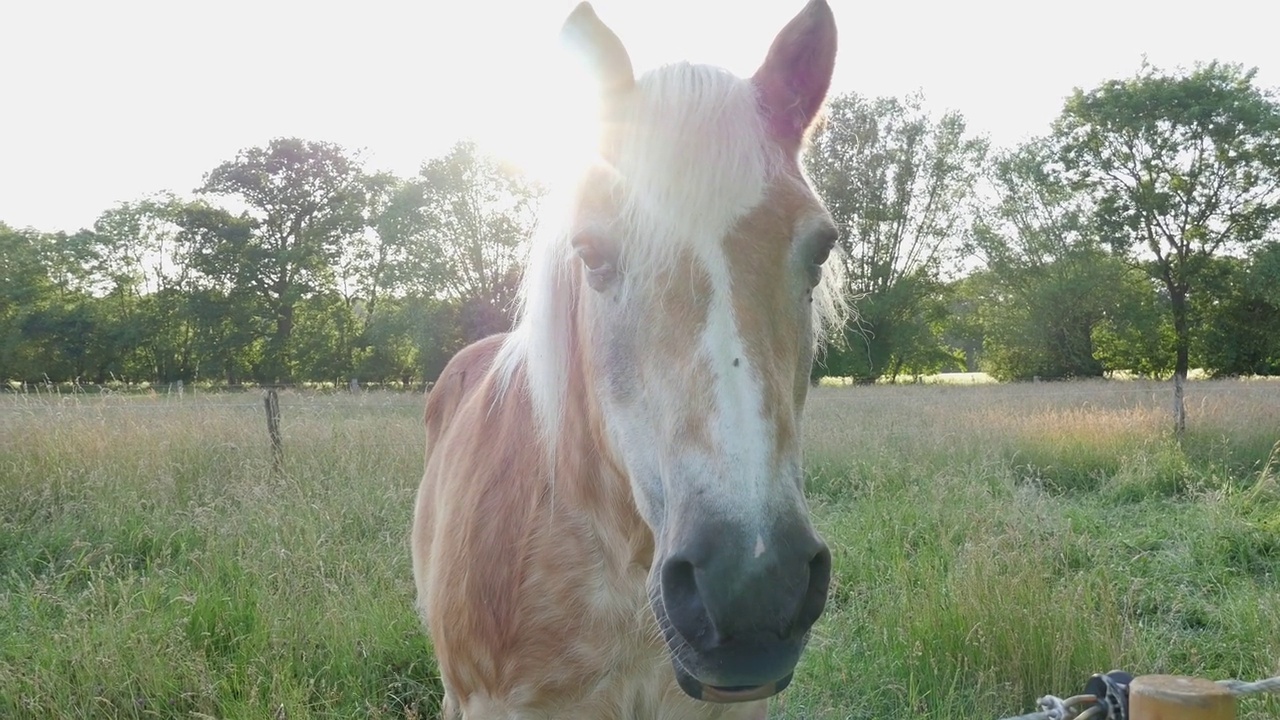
<box><xmin>82</xmin><ymin>196</ymin><xmax>199</xmax><ymax>382</ymax></box>
<box><xmin>971</xmin><ymin>139</ymin><xmax>1152</xmax><ymax>380</ymax></box>
<box><xmin>814</xmin><ymin>271</ymin><xmax>960</xmax><ymax>383</ymax></box>
<box><xmin>0</xmin><ymin>224</ymin><xmax>104</xmax><ymax>382</ymax></box>
<box><xmin>940</xmin><ymin>274</ymin><xmax>985</xmax><ymax>372</ymax></box>
<box><xmin>404</xmin><ymin>296</ymin><xmax>465</xmax><ymax>384</ymax></box>
<box><xmin>196</xmin><ymin>137</ymin><xmax>369</xmax><ymax>382</ymax></box>
<box><xmin>173</xmin><ymin>202</ymin><xmax>266</xmax><ymax>384</ymax></box>
<box><xmin>1090</xmin><ymin>274</ymin><xmax>1175</xmax><ymax>378</ymax></box>
<box><xmin>292</xmin><ymin>293</ymin><xmax>360</xmax><ymax>384</ymax></box>
<box><xmin>418</xmin><ymin>141</ymin><xmax>543</xmax><ymax>311</ymax></box>
<box><xmin>340</xmin><ymin>173</ymin><xmax>434</xmax><ymax>382</ymax></box>
<box><xmin>0</xmin><ymin>224</ymin><xmax>52</xmax><ymax>380</ymax></box>
<box><xmin>18</xmin><ymin>301</ymin><xmax>99</xmax><ymax>382</ymax></box>
<box><xmin>1055</xmin><ymin>60</ymin><xmax>1280</xmax><ymax>430</ymax></box>
<box><xmin>342</xmin><ymin>143</ymin><xmax>542</xmax><ymax>383</ymax></box>
<box><xmin>4</xmin><ymin>140</ymin><xmax>545</xmax><ymax>388</ymax></box>
<box><xmin>354</xmin><ymin>296</ymin><xmax>419</xmax><ymax>386</ymax></box>
<box><xmin>339</xmin><ymin>173</ymin><xmax>429</xmax><ymax>328</ymax></box>
<box><xmin>805</xmin><ymin>92</ymin><xmax>987</xmax><ymax>381</ymax></box>
<box><xmin>87</xmin><ymin>194</ymin><xmax>188</xmax><ymax>296</ymax></box>
<box><xmin>183</xmin><ymin>286</ymin><xmax>260</xmax><ymax>385</ymax></box>
<box><xmin>1193</xmin><ymin>244</ymin><xmax>1280</xmax><ymax>375</ymax></box>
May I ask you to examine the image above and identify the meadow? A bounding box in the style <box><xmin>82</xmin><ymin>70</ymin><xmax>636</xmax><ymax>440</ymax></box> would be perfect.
<box><xmin>1</xmin><ymin>378</ymin><xmax>1278</xmax><ymax>719</ymax></box>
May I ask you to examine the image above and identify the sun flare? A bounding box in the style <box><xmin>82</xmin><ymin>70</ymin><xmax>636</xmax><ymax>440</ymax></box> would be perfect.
<box><xmin>463</xmin><ymin>30</ymin><xmax>606</xmax><ymax>189</ymax></box>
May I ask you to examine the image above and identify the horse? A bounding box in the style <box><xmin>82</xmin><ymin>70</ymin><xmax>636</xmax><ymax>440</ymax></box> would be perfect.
<box><xmin>411</xmin><ymin>1</ymin><xmax>843</xmax><ymax>717</ymax></box>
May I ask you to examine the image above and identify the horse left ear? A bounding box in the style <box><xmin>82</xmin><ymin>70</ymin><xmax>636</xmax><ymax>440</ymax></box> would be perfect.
<box><xmin>753</xmin><ymin>0</ymin><xmax>838</xmax><ymax>144</ymax></box>
<box><xmin>560</xmin><ymin>2</ymin><xmax>635</xmax><ymax>105</ymax></box>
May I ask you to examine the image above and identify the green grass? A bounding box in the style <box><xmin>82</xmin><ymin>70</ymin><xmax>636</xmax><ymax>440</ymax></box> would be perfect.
<box><xmin>2</xmin><ymin>379</ymin><xmax>1279</xmax><ymax>719</ymax></box>
<box><xmin>0</xmin><ymin>391</ymin><xmax>437</xmax><ymax>719</ymax></box>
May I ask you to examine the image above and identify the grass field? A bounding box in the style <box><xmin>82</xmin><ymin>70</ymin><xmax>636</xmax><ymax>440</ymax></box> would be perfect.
<box><xmin>2</xmin><ymin>379</ymin><xmax>1279</xmax><ymax>719</ymax></box>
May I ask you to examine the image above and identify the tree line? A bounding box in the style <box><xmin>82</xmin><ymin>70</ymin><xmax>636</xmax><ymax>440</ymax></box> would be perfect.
<box><xmin>4</xmin><ymin>60</ymin><xmax>1280</xmax><ymax>393</ymax></box>
<box><xmin>1</xmin><ymin>140</ymin><xmax>537</xmax><ymax>388</ymax></box>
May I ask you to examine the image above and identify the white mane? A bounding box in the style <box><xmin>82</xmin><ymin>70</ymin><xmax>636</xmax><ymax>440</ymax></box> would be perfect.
<box><xmin>493</xmin><ymin>61</ymin><xmax>845</xmax><ymax>445</ymax></box>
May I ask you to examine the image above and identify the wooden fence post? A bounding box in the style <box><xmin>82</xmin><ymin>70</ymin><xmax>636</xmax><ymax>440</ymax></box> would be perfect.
<box><xmin>1130</xmin><ymin>675</ymin><xmax>1236</xmax><ymax>720</ymax></box>
<box><xmin>264</xmin><ymin>387</ymin><xmax>283</xmax><ymax>474</ymax></box>
<box><xmin>1173</xmin><ymin>373</ymin><xmax>1187</xmax><ymax>438</ymax></box>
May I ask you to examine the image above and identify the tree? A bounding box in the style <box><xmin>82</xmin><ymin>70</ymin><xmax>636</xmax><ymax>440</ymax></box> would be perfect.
<box><xmin>87</xmin><ymin>194</ymin><xmax>188</xmax><ymax>298</ymax></box>
<box><xmin>0</xmin><ymin>224</ymin><xmax>105</xmax><ymax>383</ymax></box>
<box><xmin>1055</xmin><ymin>61</ymin><xmax>1280</xmax><ymax>432</ymax></box>
<box><xmin>971</xmin><ymin>139</ymin><xmax>1152</xmax><ymax>380</ymax></box>
<box><xmin>174</xmin><ymin>202</ymin><xmax>266</xmax><ymax>384</ymax></box>
<box><xmin>417</xmin><ymin>140</ymin><xmax>544</xmax><ymax>337</ymax></box>
<box><xmin>1193</xmin><ymin>243</ymin><xmax>1280</xmax><ymax>376</ymax></box>
<box><xmin>1090</xmin><ymin>276</ymin><xmax>1174</xmax><ymax>379</ymax></box>
<box><xmin>339</xmin><ymin>146</ymin><xmax>543</xmax><ymax>381</ymax></box>
<box><xmin>84</xmin><ymin>196</ymin><xmax>197</xmax><ymax>382</ymax></box>
<box><xmin>195</xmin><ymin>138</ymin><xmax>369</xmax><ymax>382</ymax></box>
<box><xmin>805</xmin><ymin>92</ymin><xmax>987</xmax><ymax>381</ymax></box>
<box><xmin>291</xmin><ymin>292</ymin><xmax>360</xmax><ymax>384</ymax></box>
<box><xmin>0</xmin><ymin>139</ymin><xmax>578</xmax><ymax>387</ymax></box>
<box><xmin>354</xmin><ymin>295</ymin><xmax>420</xmax><ymax>386</ymax></box>
<box><xmin>0</xmin><ymin>224</ymin><xmax>54</xmax><ymax>379</ymax></box>
<box><xmin>338</xmin><ymin>173</ymin><xmax>429</xmax><ymax>330</ymax></box>
<box><xmin>940</xmin><ymin>274</ymin><xmax>985</xmax><ymax>372</ymax></box>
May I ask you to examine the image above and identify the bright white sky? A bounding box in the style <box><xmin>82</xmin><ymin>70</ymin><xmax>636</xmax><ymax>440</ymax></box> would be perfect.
<box><xmin>3</xmin><ymin>0</ymin><xmax>1278</xmax><ymax>234</ymax></box>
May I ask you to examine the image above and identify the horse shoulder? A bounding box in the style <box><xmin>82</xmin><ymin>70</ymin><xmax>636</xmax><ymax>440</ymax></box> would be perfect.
<box><xmin>413</xmin><ymin>333</ymin><xmax>563</xmax><ymax>695</ymax></box>
<box><xmin>423</xmin><ymin>333</ymin><xmax>508</xmax><ymax>447</ymax></box>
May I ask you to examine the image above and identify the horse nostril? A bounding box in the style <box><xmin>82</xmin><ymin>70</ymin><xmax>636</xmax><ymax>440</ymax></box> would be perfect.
<box><xmin>795</xmin><ymin>543</ymin><xmax>832</xmax><ymax>635</ymax></box>
<box><xmin>661</xmin><ymin>558</ymin><xmax>696</xmax><ymax>606</ymax></box>
<box><xmin>660</xmin><ymin>558</ymin><xmax>715</xmax><ymax>648</ymax></box>
<box><xmin>659</xmin><ymin>531</ymin><xmax>832</xmax><ymax>650</ymax></box>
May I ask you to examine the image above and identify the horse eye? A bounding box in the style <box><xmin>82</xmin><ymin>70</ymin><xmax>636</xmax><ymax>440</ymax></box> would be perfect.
<box><xmin>807</xmin><ymin>264</ymin><xmax>823</xmax><ymax>290</ymax></box>
<box><xmin>579</xmin><ymin>245</ymin><xmax>610</xmax><ymax>273</ymax></box>
<box><xmin>572</xmin><ymin>234</ymin><xmax>619</xmax><ymax>291</ymax></box>
<box><xmin>804</xmin><ymin>228</ymin><xmax>837</xmax><ymax>291</ymax></box>
<box><xmin>812</xmin><ymin>229</ymin><xmax>838</xmax><ymax>266</ymax></box>
<box><xmin>813</xmin><ymin>244</ymin><xmax>831</xmax><ymax>267</ymax></box>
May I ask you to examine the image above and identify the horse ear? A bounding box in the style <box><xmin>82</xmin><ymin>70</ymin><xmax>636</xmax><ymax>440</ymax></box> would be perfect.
<box><xmin>560</xmin><ymin>2</ymin><xmax>635</xmax><ymax>103</ymax></box>
<box><xmin>753</xmin><ymin>0</ymin><xmax>838</xmax><ymax>144</ymax></box>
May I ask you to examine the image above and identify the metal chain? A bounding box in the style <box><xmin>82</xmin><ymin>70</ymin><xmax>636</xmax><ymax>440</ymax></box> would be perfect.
<box><xmin>1000</xmin><ymin>674</ymin><xmax>1280</xmax><ymax>720</ymax></box>
<box><xmin>999</xmin><ymin>694</ymin><xmax>1097</xmax><ymax>720</ymax></box>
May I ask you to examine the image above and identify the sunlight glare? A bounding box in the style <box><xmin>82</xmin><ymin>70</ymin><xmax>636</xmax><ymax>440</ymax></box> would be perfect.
<box><xmin>467</xmin><ymin>30</ymin><xmax>604</xmax><ymax>189</ymax></box>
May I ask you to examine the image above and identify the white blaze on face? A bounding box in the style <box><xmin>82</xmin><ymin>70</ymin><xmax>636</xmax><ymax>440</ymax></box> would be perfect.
<box><xmin>694</xmin><ymin>239</ymin><xmax>777</xmax><ymax>530</ymax></box>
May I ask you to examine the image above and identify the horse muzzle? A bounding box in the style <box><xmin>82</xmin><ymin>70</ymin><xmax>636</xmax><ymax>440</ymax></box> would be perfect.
<box><xmin>651</xmin><ymin>516</ymin><xmax>831</xmax><ymax>703</ymax></box>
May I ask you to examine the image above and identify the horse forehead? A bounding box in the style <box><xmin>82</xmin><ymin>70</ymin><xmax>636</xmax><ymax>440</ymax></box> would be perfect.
<box><xmin>634</xmin><ymin>174</ymin><xmax>821</xmax><ymax>316</ymax></box>
<box><xmin>723</xmin><ymin>175</ymin><xmax>824</xmax><ymax>283</ymax></box>
<box><xmin>655</xmin><ymin>248</ymin><xmax>715</xmax><ymax>336</ymax></box>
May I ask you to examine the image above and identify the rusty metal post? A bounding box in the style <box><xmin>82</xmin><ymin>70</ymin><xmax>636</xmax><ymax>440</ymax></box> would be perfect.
<box><xmin>1130</xmin><ymin>675</ymin><xmax>1236</xmax><ymax>720</ymax></box>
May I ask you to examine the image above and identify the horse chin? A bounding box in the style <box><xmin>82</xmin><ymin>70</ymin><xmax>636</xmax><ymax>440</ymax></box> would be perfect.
<box><xmin>658</xmin><ymin>614</ymin><xmax>799</xmax><ymax>704</ymax></box>
<box><xmin>672</xmin><ymin>664</ymin><xmax>793</xmax><ymax>703</ymax></box>
<box><xmin>651</xmin><ymin>591</ymin><xmax>806</xmax><ymax>704</ymax></box>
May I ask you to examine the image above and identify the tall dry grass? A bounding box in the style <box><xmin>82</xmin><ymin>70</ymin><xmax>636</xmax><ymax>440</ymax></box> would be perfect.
<box><xmin>783</xmin><ymin>378</ymin><xmax>1280</xmax><ymax>719</ymax></box>
<box><xmin>0</xmin><ymin>390</ymin><xmax>438</xmax><ymax>719</ymax></box>
<box><xmin>1</xmin><ymin>378</ymin><xmax>1278</xmax><ymax>719</ymax></box>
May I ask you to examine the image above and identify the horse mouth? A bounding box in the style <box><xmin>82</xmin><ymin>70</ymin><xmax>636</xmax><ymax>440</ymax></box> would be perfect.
<box><xmin>673</xmin><ymin>664</ymin><xmax>793</xmax><ymax>703</ymax></box>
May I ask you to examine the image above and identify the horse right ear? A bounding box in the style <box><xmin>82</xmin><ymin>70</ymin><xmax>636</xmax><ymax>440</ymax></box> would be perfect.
<box><xmin>560</xmin><ymin>2</ymin><xmax>635</xmax><ymax>104</ymax></box>
<box><xmin>753</xmin><ymin>0</ymin><xmax>837</xmax><ymax>145</ymax></box>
